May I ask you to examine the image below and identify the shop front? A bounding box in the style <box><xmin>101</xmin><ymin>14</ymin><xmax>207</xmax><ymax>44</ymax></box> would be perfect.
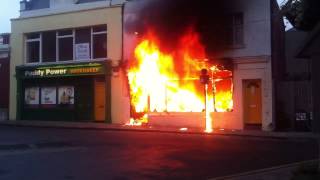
<box><xmin>16</xmin><ymin>61</ymin><xmax>111</xmax><ymax>122</ymax></box>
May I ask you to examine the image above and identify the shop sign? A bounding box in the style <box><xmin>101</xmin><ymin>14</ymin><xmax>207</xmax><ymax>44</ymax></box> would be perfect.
<box><xmin>21</xmin><ymin>63</ymin><xmax>104</xmax><ymax>78</ymax></box>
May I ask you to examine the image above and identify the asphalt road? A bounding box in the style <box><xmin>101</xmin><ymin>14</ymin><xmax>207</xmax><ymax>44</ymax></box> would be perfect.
<box><xmin>0</xmin><ymin>126</ymin><xmax>318</xmax><ymax>180</ymax></box>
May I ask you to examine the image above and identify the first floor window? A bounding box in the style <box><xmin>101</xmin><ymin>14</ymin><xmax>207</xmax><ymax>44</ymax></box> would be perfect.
<box><xmin>26</xmin><ymin>33</ymin><xmax>41</xmax><ymax>63</ymax></box>
<box><xmin>58</xmin><ymin>37</ymin><xmax>73</xmax><ymax>61</ymax></box>
<box><xmin>26</xmin><ymin>41</ymin><xmax>40</xmax><ymax>63</ymax></box>
<box><xmin>93</xmin><ymin>33</ymin><xmax>107</xmax><ymax>59</ymax></box>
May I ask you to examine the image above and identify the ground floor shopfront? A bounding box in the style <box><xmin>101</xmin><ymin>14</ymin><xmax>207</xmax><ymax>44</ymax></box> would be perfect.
<box><xmin>147</xmin><ymin>56</ymin><xmax>274</xmax><ymax>131</ymax></box>
<box><xmin>15</xmin><ymin>61</ymin><xmax>112</xmax><ymax>122</ymax></box>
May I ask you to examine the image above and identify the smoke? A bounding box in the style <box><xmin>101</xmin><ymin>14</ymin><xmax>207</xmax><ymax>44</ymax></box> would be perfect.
<box><xmin>124</xmin><ymin>0</ymin><xmax>236</xmax><ymax>56</ymax></box>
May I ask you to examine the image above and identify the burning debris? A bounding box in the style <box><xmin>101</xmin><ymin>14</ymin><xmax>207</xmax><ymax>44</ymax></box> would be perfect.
<box><xmin>124</xmin><ymin>0</ymin><xmax>235</xmax><ymax>131</ymax></box>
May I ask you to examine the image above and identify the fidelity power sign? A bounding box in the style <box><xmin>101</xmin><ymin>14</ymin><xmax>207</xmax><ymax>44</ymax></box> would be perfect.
<box><xmin>20</xmin><ymin>63</ymin><xmax>105</xmax><ymax>78</ymax></box>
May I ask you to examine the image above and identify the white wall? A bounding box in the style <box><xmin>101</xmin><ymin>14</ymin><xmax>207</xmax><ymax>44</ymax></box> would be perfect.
<box><xmin>223</xmin><ymin>0</ymin><xmax>272</xmax><ymax>58</ymax></box>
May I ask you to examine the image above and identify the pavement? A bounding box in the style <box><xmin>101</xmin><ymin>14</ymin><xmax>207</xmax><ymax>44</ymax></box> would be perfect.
<box><xmin>0</xmin><ymin>120</ymin><xmax>318</xmax><ymax>140</ymax></box>
<box><xmin>211</xmin><ymin>159</ymin><xmax>319</xmax><ymax>180</ymax></box>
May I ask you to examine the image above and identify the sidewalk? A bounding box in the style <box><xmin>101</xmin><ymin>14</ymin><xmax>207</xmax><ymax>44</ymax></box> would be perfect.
<box><xmin>210</xmin><ymin>159</ymin><xmax>319</xmax><ymax>180</ymax></box>
<box><xmin>0</xmin><ymin>120</ymin><xmax>318</xmax><ymax>139</ymax></box>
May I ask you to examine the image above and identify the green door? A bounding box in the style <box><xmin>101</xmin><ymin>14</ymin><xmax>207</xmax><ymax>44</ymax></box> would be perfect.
<box><xmin>75</xmin><ymin>81</ymin><xmax>93</xmax><ymax>121</ymax></box>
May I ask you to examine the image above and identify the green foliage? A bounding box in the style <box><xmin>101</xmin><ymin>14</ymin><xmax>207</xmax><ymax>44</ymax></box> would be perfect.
<box><xmin>281</xmin><ymin>0</ymin><xmax>320</xmax><ymax>31</ymax></box>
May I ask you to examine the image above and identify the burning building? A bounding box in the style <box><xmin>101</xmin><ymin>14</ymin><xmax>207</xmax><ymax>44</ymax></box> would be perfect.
<box><xmin>9</xmin><ymin>0</ymin><xmax>283</xmax><ymax>132</ymax></box>
<box><xmin>124</xmin><ymin>0</ymin><xmax>284</xmax><ymax>131</ymax></box>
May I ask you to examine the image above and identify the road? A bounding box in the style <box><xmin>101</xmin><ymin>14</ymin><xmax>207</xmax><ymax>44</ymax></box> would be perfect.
<box><xmin>0</xmin><ymin>125</ymin><xmax>317</xmax><ymax>180</ymax></box>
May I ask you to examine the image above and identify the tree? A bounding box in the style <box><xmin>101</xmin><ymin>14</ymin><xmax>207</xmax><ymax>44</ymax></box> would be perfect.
<box><xmin>281</xmin><ymin>0</ymin><xmax>320</xmax><ymax>30</ymax></box>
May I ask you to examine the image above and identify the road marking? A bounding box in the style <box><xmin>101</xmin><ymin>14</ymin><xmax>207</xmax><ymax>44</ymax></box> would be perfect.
<box><xmin>209</xmin><ymin>159</ymin><xmax>319</xmax><ymax>180</ymax></box>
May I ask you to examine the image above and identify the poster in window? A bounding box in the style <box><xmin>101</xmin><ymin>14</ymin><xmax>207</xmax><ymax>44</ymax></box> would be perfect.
<box><xmin>41</xmin><ymin>87</ymin><xmax>56</xmax><ymax>105</ymax></box>
<box><xmin>58</xmin><ymin>86</ymin><xmax>74</xmax><ymax>105</ymax></box>
<box><xmin>75</xmin><ymin>43</ymin><xmax>90</xmax><ymax>60</ymax></box>
<box><xmin>25</xmin><ymin>87</ymin><xmax>39</xmax><ymax>105</ymax></box>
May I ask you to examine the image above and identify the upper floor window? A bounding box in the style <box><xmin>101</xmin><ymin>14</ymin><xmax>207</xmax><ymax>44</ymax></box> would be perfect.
<box><xmin>226</xmin><ymin>13</ymin><xmax>244</xmax><ymax>48</ymax></box>
<box><xmin>25</xmin><ymin>25</ymin><xmax>107</xmax><ymax>64</ymax></box>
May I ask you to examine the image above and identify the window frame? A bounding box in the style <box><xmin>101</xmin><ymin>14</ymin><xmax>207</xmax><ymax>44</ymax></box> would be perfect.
<box><xmin>24</xmin><ymin>25</ymin><xmax>108</xmax><ymax>64</ymax></box>
<box><xmin>25</xmin><ymin>33</ymin><xmax>42</xmax><ymax>64</ymax></box>
<box><xmin>226</xmin><ymin>13</ymin><xmax>245</xmax><ymax>49</ymax></box>
<box><xmin>91</xmin><ymin>26</ymin><xmax>108</xmax><ymax>61</ymax></box>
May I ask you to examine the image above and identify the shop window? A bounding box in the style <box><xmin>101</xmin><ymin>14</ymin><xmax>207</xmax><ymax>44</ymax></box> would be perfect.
<box><xmin>26</xmin><ymin>33</ymin><xmax>41</xmax><ymax>63</ymax></box>
<box><xmin>41</xmin><ymin>87</ymin><xmax>57</xmax><ymax>107</ymax></box>
<box><xmin>58</xmin><ymin>86</ymin><xmax>75</xmax><ymax>105</ymax></box>
<box><xmin>25</xmin><ymin>87</ymin><xmax>40</xmax><ymax>107</ymax></box>
<box><xmin>42</xmin><ymin>31</ymin><xmax>56</xmax><ymax>62</ymax></box>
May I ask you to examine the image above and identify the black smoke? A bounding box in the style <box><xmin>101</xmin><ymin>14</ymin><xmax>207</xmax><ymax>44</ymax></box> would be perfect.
<box><xmin>124</xmin><ymin>0</ymin><xmax>236</xmax><ymax>57</ymax></box>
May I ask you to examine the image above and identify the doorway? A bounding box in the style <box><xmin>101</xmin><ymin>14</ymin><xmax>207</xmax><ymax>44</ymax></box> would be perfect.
<box><xmin>94</xmin><ymin>79</ymin><xmax>106</xmax><ymax>122</ymax></box>
<box><xmin>243</xmin><ymin>79</ymin><xmax>262</xmax><ymax>126</ymax></box>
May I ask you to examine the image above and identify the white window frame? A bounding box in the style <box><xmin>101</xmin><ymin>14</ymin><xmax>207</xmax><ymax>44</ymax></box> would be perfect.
<box><xmin>24</xmin><ymin>25</ymin><xmax>108</xmax><ymax>65</ymax></box>
<box><xmin>91</xmin><ymin>26</ymin><xmax>107</xmax><ymax>60</ymax></box>
<box><xmin>57</xmin><ymin>30</ymin><xmax>75</xmax><ymax>62</ymax></box>
<box><xmin>25</xmin><ymin>33</ymin><xmax>42</xmax><ymax>64</ymax></box>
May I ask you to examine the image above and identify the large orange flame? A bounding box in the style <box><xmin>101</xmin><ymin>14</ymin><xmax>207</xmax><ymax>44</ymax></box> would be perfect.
<box><xmin>127</xmin><ymin>28</ymin><xmax>233</xmax><ymax>131</ymax></box>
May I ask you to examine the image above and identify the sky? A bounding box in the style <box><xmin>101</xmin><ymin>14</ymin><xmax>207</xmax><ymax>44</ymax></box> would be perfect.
<box><xmin>0</xmin><ymin>0</ymin><xmax>290</xmax><ymax>34</ymax></box>
<box><xmin>0</xmin><ymin>0</ymin><xmax>20</xmax><ymax>33</ymax></box>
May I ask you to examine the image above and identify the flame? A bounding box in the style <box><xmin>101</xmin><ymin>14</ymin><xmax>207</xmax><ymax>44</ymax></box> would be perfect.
<box><xmin>127</xmin><ymin>28</ymin><xmax>233</xmax><ymax>131</ymax></box>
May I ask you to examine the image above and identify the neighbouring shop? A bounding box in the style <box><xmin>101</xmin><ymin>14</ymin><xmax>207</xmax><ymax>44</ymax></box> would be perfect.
<box><xmin>16</xmin><ymin>61</ymin><xmax>111</xmax><ymax>122</ymax></box>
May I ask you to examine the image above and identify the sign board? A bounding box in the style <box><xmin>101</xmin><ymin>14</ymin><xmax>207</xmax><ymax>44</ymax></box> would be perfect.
<box><xmin>41</xmin><ymin>87</ymin><xmax>56</xmax><ymax>105</ymax></box>
<box><xmin>18</xmin><ymin>63</ymin><xmax>105</xmax><ymax>79</ymax></box>
<box><xmin>75</xmin><ymin>43</ymin><xmax>90</xmax><ymax>60</ymax></box>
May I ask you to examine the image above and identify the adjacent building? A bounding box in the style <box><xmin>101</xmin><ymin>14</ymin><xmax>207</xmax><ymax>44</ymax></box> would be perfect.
<box><xmin>10</xmin><ymin>0</ymin><xmax>129</xmax><ymax>123</ymax></box>
<box><xmin>276</xmin><ymin>29</ymin><xmax>312</xmax><ymax>131</ymax></box>
<box><xmin>0</xmin><ymin>33</ymin><xmax>10</xmax><ymax>120</ymax></box>
<box><xmin>297</xmin><ymin>23</ymin><xmax>320</xmax><ymax>133</ymax></box>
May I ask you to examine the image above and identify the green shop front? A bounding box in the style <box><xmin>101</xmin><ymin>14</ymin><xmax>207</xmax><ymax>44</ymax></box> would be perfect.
<box><xmin>16</xmin><ymin>62</ymin><xmax>111</xmax><ymax>122</ymax></box>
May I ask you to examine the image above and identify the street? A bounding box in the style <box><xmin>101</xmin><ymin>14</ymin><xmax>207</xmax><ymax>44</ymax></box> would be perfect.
<box><xmin>0</xmin><ymin>126</ymin><xmax>318</xmax><ymax>180</ymax></box>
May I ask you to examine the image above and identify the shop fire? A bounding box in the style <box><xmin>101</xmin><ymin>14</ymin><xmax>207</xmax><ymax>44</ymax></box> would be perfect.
<box><xmin>124</xmin><ymin>0</ymin><xmax>235</xmax><ymax>132</ymax></box>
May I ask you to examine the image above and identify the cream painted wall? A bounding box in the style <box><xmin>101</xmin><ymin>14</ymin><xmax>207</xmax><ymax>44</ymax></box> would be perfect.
<box><xmin>213</xmin><ymin>56</ymin><xmax>273</xmax><ymax>131</ymax></box>
<box><xmin>9</xmin><ymin>6</ymin><xmax>128</xmax><ymax>124</ymax></box>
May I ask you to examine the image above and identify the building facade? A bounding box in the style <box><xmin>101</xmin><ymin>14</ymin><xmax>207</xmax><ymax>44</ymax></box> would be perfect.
<box><xmin>10</xmin><ymin>0</ymin><xmax>284</xmax><ymax>131</ymax></box>
<box><xmin>127</xmin><ymin>0</ymin><xmax>284</xmax><ymax>131</ymax></box>
<box><xmin>10</xmin><ymin>0</ymin><xmax>129</xmax><ymax>123</ymax></box>
<box><xmin>0</xmin><ymin>33</ymin><xmax>10</xmax><ymax>120</ymax></box>
<box><xmin>297</xmin><ymin>23</ymin><xmax>320</xmax><ymax>133</ymax></box>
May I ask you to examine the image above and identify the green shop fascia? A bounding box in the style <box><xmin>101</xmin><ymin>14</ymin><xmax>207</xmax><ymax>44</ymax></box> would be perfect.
<box><xmin>15</xmin><ymin>61</ymin><xmax>112</xmax><ymax>122</ymax></box>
